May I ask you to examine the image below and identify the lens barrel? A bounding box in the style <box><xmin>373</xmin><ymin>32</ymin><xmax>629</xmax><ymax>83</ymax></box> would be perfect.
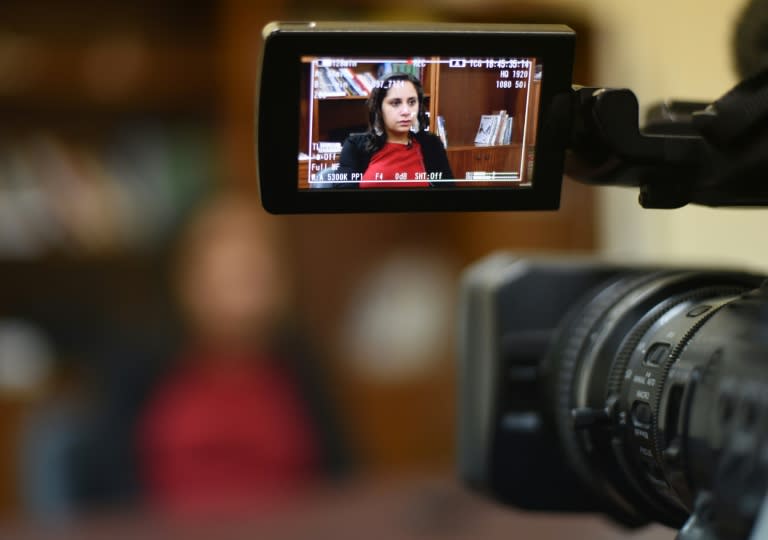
<box><xmin>546</xmin><ymin>271</ymin><xmax>766</xmax><ymax>528</ymax></box>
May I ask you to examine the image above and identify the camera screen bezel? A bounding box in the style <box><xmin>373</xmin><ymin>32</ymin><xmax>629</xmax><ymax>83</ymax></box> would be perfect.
<box><xmin>258</xmin><ymin>22</ymin><xmax>575</xmax><ymax>213</ymax></box>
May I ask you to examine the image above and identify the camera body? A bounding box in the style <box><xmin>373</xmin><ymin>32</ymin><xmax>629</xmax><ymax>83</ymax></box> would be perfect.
<box><xmin>257</xmin><ymin>21</ymin><xmax>768</xmax><ymax>539</ymax></box>
<box><xmin>458</xmin><ymin>255</ymin><xmax>768</xmax><ymax>538</ymax></box>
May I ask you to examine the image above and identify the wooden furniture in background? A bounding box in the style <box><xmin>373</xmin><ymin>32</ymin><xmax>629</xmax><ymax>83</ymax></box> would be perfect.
<box><xmin>0</xmin><ymin>1</ymin><xmax>598</xmax><ymax>515</ymax></box>
<box><xmin>0</xmin><ymin>0</ymin><xmax>228</xmax><ymax>519</ymax></box>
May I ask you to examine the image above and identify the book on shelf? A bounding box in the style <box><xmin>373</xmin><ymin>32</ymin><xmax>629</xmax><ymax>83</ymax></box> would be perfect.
<box><xmin>339</xmin><ymin>68</ymin><xmax>366</xmax><ymax>96</ymax></box>
<box><xmin>315</xmin><ymin>67</ymin><xmax>378</xmax><ymax>98</ymax></box>
<box><xmin>355</xmin><ymin>72</ymin><xmax>377</xmax><ymax>94</ymax></box>
<box><xmin>377</xmin><ymin>61</ymin><xmax>424</xmax><ymax>80</ymax></box>
<box><xmin>315</xmin><ymin>67</ymin><xmax>347</xmax><ymax>98</ymax></box>
<box><xmin>501</xmin><ymin>116</ymin><xmax>514</xmax><ymax>144</ymax></box>
<box><xmin>474</xmin><ymin>115</ymin><xmax>498</xmax><ymax>146</ymax></box>
<box><xmin>436</xmin><ymin>116</ymin><xmax>448</xmax><ymax>148</ymax></box>
<box><xmin>475</xmin><ymin>112</ymin><xmax>501</xmax><ymax>146</ymax></box>
<box><xmin>494</xmin><ymin>111</ymin><xmax>507</xmax><ymax>145</ymax></box>
<box><xmin>474</xmin><ymin>110</ymin><xmax>514</xmax><ymax>146</ymax></box>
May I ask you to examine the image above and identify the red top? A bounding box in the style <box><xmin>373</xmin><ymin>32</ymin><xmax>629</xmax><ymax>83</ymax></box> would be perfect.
<box><xmin>361</xmin><ymin>140</ymin><xmax>430</xmax><ymax>188</ymax></box>
<box><xmin>137</xmin><ymin>353</ymin><xmax>319</xmax><ymax>517</ymax></box>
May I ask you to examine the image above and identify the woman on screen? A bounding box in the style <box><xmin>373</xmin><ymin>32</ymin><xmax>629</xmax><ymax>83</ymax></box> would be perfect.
<box><xmin>337</xmin><ymin>72</ymin><xmax>453</xmax><ymax>188</ymax></box>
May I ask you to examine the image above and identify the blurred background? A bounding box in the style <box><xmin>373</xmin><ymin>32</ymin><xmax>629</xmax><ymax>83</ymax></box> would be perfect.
<box><xmin>0</xmin><ymin>0</ymin><xmax>762</xmax><ymax>538</ymax></box>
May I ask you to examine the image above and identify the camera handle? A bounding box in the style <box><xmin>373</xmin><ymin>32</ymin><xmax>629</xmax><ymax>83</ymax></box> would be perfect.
<box><xmin>564</xmin><ymin>68</ymin><xmax>768</xmax><ymax>209</ymax></box>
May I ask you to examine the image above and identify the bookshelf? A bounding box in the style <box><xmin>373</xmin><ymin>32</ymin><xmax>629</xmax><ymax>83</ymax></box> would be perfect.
<box><xmin>0</xmin><ymin>3</ymin><xmax>217</xmax><ymax>259</ymax></box>
<box><xmin>301</xmin><ymin>61</ymin><xmax>435</xmax><ymax>154</ymax></box>
<box><xmin>431</xmin><ymin>60</ymin><xmax>539</xmax><ymax>180</ymax></box>
<box><xmin>0</xmin><ymin>0</ymin><xmax>221</xmax><ymax>518</ymax></box>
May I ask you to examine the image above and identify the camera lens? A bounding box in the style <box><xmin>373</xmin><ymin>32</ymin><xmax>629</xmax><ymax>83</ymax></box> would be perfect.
<box><xmin>544</xmin><ymin>270</ymin><xmax>765</xmax><ymax>528</ymax></box>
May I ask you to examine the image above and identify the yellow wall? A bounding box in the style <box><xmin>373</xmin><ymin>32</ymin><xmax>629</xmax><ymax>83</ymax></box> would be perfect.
<box><xmin>556</xmin><ymin>0</ymin><xmax>768</xmax><ymax>269</ymax></box>
<box><xmin>353</xmin><ymin>0</ymin><xmax>763</xmax><ymax>268</ymax></box>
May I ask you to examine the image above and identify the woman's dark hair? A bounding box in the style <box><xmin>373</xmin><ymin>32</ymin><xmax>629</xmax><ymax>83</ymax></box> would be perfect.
<box><xmin>365</xmin><ymin>72</ymin><xmax>429</xmax><ymax>153</ymax></box>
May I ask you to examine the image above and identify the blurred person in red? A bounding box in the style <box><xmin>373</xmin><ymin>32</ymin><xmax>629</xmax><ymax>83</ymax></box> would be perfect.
<box><xmin>136</xmin><ymin>192</ymin><xmax>349</xmax><ymax>517</ymax></box>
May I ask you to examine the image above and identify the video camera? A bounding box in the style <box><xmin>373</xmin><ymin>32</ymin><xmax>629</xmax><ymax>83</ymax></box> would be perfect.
<box><xmin>257</xmin><ymin>21</ymin><xmax>768</xmax><ymax>540</ymax></box>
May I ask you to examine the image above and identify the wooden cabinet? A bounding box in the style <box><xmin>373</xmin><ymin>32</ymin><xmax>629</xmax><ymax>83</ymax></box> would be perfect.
<box><xmin>447</xmin><ymin>144</ymin><xmax>522</xmax><ymax>180</ymax></box>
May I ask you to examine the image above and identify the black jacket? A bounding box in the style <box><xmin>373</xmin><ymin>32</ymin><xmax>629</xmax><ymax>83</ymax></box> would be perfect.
<box><xmin>336</xmin><ymin>131</ymin><xmax>454</xmax><ymax>186</ymax></box>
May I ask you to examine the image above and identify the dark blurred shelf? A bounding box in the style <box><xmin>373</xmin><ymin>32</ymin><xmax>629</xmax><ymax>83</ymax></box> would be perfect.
<box><xmin>2</xmin><ymin>0</ymin><xmax>216</xmax><ymax>38</ymax></box>
<box><xmin>0</xmin><ymin>251</ymin><xmax>168</xmax><ymax>281</ymax></box>
<box><xmin>0</xmin><ymin>42</ymin><xmax>217</xmax><ymax>117</ymax></box>
<box><xmin>0</xmin><ymin>252</ymin><xmax>172</xmax><ymax>313</ymax></box>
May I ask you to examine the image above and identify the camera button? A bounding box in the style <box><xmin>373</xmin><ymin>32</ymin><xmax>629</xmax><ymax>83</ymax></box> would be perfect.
<box><xmin>645</xmin><ymin>342</ymin><xmax>670</xmax><ymax>366</ymax></box>
<box><xmin>632</xmin><ymin>401</ymin><xmax>653</xmax><ymax>427</ymax></box>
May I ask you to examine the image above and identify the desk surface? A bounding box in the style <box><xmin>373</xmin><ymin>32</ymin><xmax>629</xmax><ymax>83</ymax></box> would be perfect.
<box><xmin>2</xmin><ymin>477</ymin><xmax>674</xmax><ymax>540</ymax></box>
